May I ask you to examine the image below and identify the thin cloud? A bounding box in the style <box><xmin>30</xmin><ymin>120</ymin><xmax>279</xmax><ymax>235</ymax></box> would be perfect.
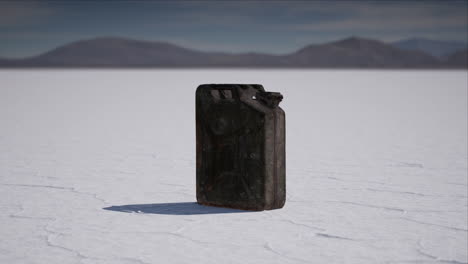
<box><xmin>282</xmin><ymin>2</ymin><xmax>467</xmax><ymax>42</ymax></box>
<box><xmin>0</xmin><ymin>2</ymin><xmax>55</xmax><ymax>27</ymax></box>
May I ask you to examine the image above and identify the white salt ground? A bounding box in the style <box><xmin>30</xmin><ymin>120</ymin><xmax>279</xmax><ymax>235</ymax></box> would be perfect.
<box><xmin>0</xmin><ymin>70</ymin><xmax>467</xmax><ymax>264</ymax></box>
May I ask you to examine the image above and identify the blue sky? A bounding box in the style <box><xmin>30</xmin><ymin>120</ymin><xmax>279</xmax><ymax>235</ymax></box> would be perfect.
<box><xmin>0</xmin><ymin>0</ymin><xmax>467</xmax><ymax>58</ymax></box>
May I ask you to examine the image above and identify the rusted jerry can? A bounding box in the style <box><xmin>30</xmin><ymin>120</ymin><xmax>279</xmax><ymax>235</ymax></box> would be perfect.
<box><xmin>196</xmin><ymin>84</ymin><xmax>285</xmax><ymax>211</ymax></box>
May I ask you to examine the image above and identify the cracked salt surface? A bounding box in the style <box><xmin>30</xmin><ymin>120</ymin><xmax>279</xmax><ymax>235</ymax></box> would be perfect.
<box><xmin>0</xmin><ymin>70</ymin><xmax>466</xmax><ymax>263</ymax></box>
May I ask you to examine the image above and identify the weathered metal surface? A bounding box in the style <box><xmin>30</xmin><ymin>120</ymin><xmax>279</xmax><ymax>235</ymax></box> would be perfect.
<box><xmin>196</xmin><ymin>84</ymin><xmax>285</xmax><ymax>211</ymax></box>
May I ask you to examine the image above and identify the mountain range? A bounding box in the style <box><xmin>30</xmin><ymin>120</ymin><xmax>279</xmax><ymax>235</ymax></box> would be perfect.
<box><xmin>391</xmin><ymin>38</ymin><xmax>467</xmax><ymax>58</ymax></box>
<box><xmin>0</xmin><ymin>36</ymin><xmax>466</xmax><ymax>68</ymax></box>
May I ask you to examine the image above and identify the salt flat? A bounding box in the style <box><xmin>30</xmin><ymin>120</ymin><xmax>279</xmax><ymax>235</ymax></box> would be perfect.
<box><xmin>0</xmin><ymin>70</ymin><xmax>467</xmax><ymax>264</ymax></box>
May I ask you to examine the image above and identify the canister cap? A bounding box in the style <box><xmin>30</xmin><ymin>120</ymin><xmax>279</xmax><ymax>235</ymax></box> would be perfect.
<box><xmin>256</xmin><ymin>91</ymin><xmax>283</xmax><ymax>108</ymax></box>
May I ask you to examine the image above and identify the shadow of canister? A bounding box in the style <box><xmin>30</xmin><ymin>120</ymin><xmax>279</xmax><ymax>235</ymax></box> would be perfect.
<box><xmin>103</xmin><ymin>202</ymin><xmax>252</xmax><ymax>215</ymax></box>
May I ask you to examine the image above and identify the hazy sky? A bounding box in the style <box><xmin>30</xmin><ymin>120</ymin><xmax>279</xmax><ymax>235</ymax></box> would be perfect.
<box><xmin>1</xmin><ymin>0</ymin><xmax>467</xmax><ymax>58</ymax></box>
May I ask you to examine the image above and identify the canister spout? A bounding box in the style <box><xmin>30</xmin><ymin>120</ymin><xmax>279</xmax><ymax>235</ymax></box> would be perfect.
<box><xmin>256</xmin><ymin>91</ymin><xmax>283</xmax><ymax>108</ymax></box>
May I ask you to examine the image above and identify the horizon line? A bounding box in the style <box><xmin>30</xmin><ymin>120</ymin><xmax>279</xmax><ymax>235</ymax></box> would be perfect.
<box><xmin>1</xmin><ymin>35</ymin><xmax>467</xmax><ymax>60</ymax></box>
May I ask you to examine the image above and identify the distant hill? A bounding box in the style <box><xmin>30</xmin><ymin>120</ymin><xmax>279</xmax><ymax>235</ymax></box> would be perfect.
<box><xmin>392</xmin><ymin>38</ymin><xmax>467</xmax><ymax>58</ymax></box>
<box><xmin>446</xmin><ymin>49</ymin><xmax>468</xmax><ymax>68</ymax></box>
<box><xmin>288</xmin><ymin>37</ymin><xmax>440</xmax><ymax>68</ymax></box>
<box><xmin>1</xmin><ymin>37</ymin><xmax>218</xmax><ymax>67</ymax></box>
<box><xmin>0</xmin><ymin>36</ymin><xmax>465</xmax><ymax>68</ymax></box>
<box><xmin>0</xmin><ymin>37</ymin><xmax>281</xmax><ymax>68</ymax></box>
